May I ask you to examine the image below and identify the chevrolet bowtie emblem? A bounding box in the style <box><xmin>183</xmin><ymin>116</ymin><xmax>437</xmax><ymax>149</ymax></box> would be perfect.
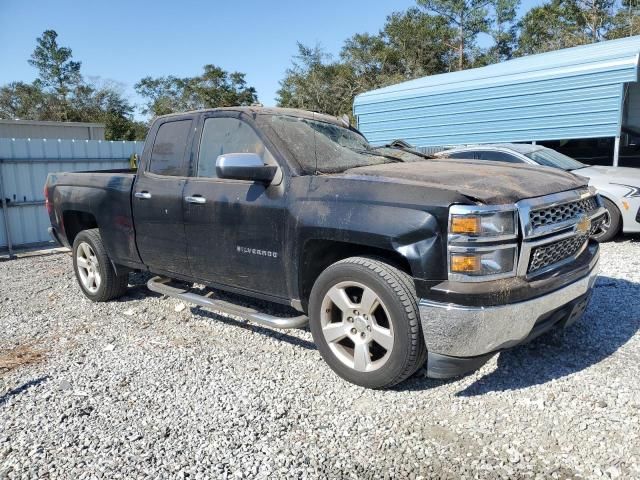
<box><xmin>576</xmin><ymin>215</ymin><xmax>591</xmax><ymax>235</ymax></box>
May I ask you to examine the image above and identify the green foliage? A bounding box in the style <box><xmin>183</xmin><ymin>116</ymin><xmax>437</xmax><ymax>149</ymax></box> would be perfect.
<box><xmin>516</xmin><ymin>0</ymin><xmax>584</xmax><ymax>56</ymax></box>
<box><xmin>277</xmin><ymin>9</ymin><xmax>456</xmax><ymax>117</ymax></box>
<box><xmin>28</xmin><ymin>30</ymin><xmax>82</xmax><ymax>101</ymax></box>
<box><xmin>277</xmin><ymin>0</ymin><xmax>640</xmax><ymax>119</ymax></box>
<box><xmin>0</xmin><ymin>30</ymin><xmax>146</xmax><ymax>140</ymax></box>
<box><xmin>135</xmin><ymin>65</ymin><xmax>258</xmax><ymax>117</ymax></box>
<box><xmin>417</xmin><ymin>0</ymin><xmax>493</xmax><ymax>70</ymax></box>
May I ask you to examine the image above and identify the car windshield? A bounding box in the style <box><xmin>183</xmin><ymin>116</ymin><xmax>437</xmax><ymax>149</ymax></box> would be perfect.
<box><xmin>266</xmin><ymin>114</ymin><xmax>424</xmax><ymax>173</ymax></box>
<box><xmin>524</xmin><ymin>147</ymin><xmax>586</xmax><ymax>171</ymax></box>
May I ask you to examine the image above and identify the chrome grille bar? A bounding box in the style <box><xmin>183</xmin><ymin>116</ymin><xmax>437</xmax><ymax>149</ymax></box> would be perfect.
<box><xmin>515</xmin><ymin>188</ymin><xmax>606</xmax><ymax>278</ymax></box>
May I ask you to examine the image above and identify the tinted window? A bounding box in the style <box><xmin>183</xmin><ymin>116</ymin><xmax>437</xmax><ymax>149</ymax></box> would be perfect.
<box><xmin>198</xmin><ymin>117</ymin><xmax>274</xmax><ymax>178</ymax></box>
<box><xmin>446</xmin><ymin>151</ymin><xmax>477</xmax><ymax>159</ymax></box>
<box><xmin>523</xmin><ymin>148</ymin><xmax>586</xmax><ymax>170</ymax></box>
<box><xmin>476</xmin><ymin>151</ymin><xmax>523</xmax><ymax>163</ymax></box>
<box><xmin>149</xmin><ymin>120</ymin><xmax>192</xmax><ymax>176</ymax></box>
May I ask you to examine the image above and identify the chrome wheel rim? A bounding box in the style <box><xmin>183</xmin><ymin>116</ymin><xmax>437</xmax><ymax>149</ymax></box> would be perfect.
<box><xmin>76</xmin><ymin>242</ymin><xmax>101</xmax><ymax>293</ymax></box>
<box><xmin>320</xmin><ymin>281</ymin><xmax>394</xmax><ymax>372</ymax></box>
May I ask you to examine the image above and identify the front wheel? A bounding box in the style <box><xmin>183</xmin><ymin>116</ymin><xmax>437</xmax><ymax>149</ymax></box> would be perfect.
<box><xmin>594</xmin><ymin>197</ymin><xmax>621</xmax><ymax>242</ymax></box>
<box><xmin>72</xmin><ymin>229</ymin><xmax>128</xmax><ymax>302</ymax></box>
<box><xmin>308</xmin><ymin>257</ymin><xmax>427</xmax><ymax>389</ymax></box>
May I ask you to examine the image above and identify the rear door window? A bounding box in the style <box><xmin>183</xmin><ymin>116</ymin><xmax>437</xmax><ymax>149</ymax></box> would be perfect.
<box><xmin>148</xmin><ymin>119</ymin><xmax>192</xmax><ymax>176</ymax></box>
<box><xmin>446</xmin><ymin>151</ymin><xmax>478</xmax><ymax>159</ymax></box>
<box><xmin>476</xmin><ymin>150</ymin><xmax>523</xmax><ymax>163</ymax></box>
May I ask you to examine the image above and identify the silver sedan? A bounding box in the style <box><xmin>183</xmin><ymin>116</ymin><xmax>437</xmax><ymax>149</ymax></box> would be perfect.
<box><xmin>435</xmin><ymin>143</ymin><xmax>640</xmax><ymax>242</ymax></box>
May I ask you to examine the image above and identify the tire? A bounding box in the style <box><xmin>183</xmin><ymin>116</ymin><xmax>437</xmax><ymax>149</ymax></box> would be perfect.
<box><xmin>72</xmin><ymin>229</ymin><xmax>128</xmax><ymax>302</ymax></box>
<box><xmin>308</xmin><ymin>256</ymin><xmax>427</xmax><ymax>389</ymax></box>
<box><xmin>594</xmin><ymin>197</ymin><xmax>621</xmax><ymax>243</ymax></box>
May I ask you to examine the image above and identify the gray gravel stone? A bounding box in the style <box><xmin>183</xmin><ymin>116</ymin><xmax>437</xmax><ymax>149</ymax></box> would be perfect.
<box><xmin>1</xmin><ymin>239</ymin><xmax>639</xmax><ymax>478</ymax></box>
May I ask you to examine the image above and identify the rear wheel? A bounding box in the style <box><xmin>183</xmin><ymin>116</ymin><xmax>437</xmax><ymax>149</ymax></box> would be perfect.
<box><xmin>73</xmin><ymin>229</ymin><xmax>128</xmax><ymax>302</ymax></box>
<box><xmin>594</xmin><ymin>198</ymin><xmax>621</xmax><ymax>242</ymax></box>
<box><xmin>309</xmin><ymin>257</ymin><xmax>427</xmax><ymax>389</ymax></box>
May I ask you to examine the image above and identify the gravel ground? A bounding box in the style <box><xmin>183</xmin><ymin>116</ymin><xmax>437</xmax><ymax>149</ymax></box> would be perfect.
<box><xmin>1</xmin><ymin>239</ymin><xmax>639</xmax><ymax>479</ymax></box>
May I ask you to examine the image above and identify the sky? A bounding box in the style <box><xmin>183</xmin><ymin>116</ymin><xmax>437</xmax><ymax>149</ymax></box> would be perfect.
<box><xmin>0</xmin><ymin>0</ymin><xmax>543</xmax><ymax>118</ymax></box>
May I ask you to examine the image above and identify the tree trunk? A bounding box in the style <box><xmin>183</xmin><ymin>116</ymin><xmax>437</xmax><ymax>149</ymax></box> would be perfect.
<box><xmin>459</xmin><ymin>25</ymin><xmax>464</xmax><ymax>70</ymax></box>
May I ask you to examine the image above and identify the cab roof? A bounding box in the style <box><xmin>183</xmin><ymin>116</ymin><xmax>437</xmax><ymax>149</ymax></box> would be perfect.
<box><xmin>156</xmin><ymin>106</ymin><xmax>349</xmax><ymax>128</ymax></box>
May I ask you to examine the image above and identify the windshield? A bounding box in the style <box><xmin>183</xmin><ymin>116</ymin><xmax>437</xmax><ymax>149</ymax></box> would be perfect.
<box><xmin>524</xmin><ymin>147</ymin><xmax>586</xmax><ymax>171</ymax></box>
<box><xmin>266</xmin><ymin>114</ymin><xmax>422</xmax><ymax>173</ymax></box>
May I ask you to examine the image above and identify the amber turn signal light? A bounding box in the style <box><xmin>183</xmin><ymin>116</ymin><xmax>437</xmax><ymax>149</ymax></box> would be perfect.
<box><xmin>450</xmin><ymin>254</ymin><xmax>481</xmax><ymax>273</ymax></box>
<box><xmin>450</xmin><ymin>216</ymin><xmax>481</xmax><ymax>235</ymax></box>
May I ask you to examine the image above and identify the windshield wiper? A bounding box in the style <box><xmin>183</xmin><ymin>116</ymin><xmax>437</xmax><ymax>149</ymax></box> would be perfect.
<box><xmin>350</xmin><ymin>148</ymin><xmax>404</xmax><ymax>163</ymax></box>
<box><xmin>379</xmin><ymin>142</ymin><xmax>434</xmax><ymax>160</ymax></box>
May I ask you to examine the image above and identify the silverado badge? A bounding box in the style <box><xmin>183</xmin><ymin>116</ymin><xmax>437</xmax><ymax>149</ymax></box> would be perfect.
<box><xmin>576</xmin><ymin>215</ymin><xmax>591</xmax><ymax>235</ymax></box>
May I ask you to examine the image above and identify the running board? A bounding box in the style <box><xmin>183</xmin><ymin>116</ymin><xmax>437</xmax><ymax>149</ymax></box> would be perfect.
<box><xmin>147</xmin><ymin>276</ymin><xmax>308</xmax><ymax>329</ymax></box>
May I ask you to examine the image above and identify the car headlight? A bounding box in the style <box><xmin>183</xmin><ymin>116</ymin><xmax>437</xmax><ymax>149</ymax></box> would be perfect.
<box><xmin>449</xmin><ymin>208</ymin><xmax>517</xmax><ymax>239</ymax></box>
<box><xmin>448</xmin><ymin>204</ymin><xmax>519</xmax><ymax>282</ymax></box>
<box><xmin>450</xmin><ymin>247</ymin><xmax>517</xmax><ymax>276</ymax></box>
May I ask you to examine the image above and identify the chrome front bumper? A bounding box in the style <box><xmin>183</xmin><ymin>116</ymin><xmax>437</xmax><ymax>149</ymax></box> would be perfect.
<box><xmin>418</xmin><ymin>256</ymin><xmax>600</xmax><ymax>358</ymax></box>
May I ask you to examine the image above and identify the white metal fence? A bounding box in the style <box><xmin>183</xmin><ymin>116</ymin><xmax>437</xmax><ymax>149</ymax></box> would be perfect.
<box><xmin>0</xmin><ymin>138</ymin><xmax>144</xmax><ymax>254</ymax></box>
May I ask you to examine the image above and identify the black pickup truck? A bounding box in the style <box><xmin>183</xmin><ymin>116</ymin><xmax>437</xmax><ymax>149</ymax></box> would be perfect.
<box><xmin>45</xmin><ymin>107</ymin><xmax>606</xmax><ymax>388</ymax></box>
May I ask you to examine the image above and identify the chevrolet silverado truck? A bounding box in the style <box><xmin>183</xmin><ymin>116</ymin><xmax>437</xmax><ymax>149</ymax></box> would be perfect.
<box><xmin>45</xmin><ymin>107</ymin><xmax>606</xmax><ymax>389</ymax></box>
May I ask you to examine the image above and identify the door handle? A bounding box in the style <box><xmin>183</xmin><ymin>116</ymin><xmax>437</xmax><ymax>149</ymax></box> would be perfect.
<box><xmin>135</xmin><ymin>191</ymin><xmax>152</xmax><ymax>199</ymax></box>
<box><xmin>185</xmin><ymin>195</ymin><xmax>206</xmax><ymax>204</ymax></box>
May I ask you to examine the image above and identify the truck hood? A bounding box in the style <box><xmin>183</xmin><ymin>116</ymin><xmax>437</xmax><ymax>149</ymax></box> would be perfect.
<box><xmin>345</xmin><ymin>158</ymin><xmax>587</xmax><ymax>204</ymax></box>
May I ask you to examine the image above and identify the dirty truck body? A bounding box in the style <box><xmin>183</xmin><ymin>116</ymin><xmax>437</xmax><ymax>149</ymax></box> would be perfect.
<box><xmin>45</xmin><ymin>107</ymin><xmax>605</xmax><ymax>388</ymax></box>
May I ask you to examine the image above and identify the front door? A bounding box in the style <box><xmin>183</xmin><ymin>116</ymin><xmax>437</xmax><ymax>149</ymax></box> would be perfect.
<box><xmin>133</xmin><ymin>117</ymin><xmax>193</xmax><ymax>275</ymax></box>
<box><xmin>183</xmin><ymin>113</ymin><xmax>288</xmax><ymax>298</ymax></box>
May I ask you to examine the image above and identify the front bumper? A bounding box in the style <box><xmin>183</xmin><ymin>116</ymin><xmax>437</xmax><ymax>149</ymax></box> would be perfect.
<box><xmin>418</xmin><ymin>252</ymin><xmax>599</xmax><ymax>377</ymax></box>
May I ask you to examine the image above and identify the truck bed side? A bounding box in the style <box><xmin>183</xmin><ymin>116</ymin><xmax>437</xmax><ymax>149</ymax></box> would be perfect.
<box><xmin>46</xmin><ymin>170</ymin><xmax>143</xmax><ymax>269</ymax></box>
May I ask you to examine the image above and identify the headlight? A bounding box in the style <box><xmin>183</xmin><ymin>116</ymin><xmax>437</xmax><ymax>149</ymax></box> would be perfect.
<box><xmin>448</xmin><ymin>204</ymin><xmax>519</xmax><ymax>282</ymax></box>
<box><xmin>449</xmin><ymin>208</ymin><xmax>517</xmax><ymax>239</ymax></box>
<box><xmin>450</xmin><ymin>247</ymin><xmax>517</xmax><ymax>277</ymax></box>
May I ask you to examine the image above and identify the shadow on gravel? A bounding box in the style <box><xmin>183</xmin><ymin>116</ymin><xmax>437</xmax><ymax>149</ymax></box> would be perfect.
<box><xmin>118</xmin><ymin>271</ymin><xmax>316</xmax><ymax>350</ymax></box>
<box><xmin>193</xmin><ymin>308</ymin><xmax>316</xmax><ymax>351</ymax></box>
<box><xmin>0</xmin><ymin>376</ymin><xmax>49</xmax><ymax>406</ymax></box>
<box><xmin>400</xmin><ymin>276</ymin><xmax>640</xmax><ymax>395</ymax></box>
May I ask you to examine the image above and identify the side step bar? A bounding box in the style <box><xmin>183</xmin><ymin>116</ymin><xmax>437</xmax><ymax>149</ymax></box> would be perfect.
<box><xmin>147</xmin><ymin>276</ymin><xmax>308</xmax><ymax>330</ymax></box>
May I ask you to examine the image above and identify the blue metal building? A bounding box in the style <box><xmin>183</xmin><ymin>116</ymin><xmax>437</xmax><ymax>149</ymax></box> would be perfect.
<box><xmin>353</xmin><ymin>36</ymin><xmax>640</xmax><ymax>166</ymax></box>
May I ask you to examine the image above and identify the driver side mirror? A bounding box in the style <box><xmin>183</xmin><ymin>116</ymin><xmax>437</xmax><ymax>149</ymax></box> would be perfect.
<box><xmin>216</xmin><ymin>153</ymin><xmax>277</xmax><ymax>183</ymax></box>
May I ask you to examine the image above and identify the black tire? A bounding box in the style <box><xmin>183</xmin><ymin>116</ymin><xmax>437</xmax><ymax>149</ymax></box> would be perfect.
<box><xmin>308</xmin><ymin>256</ymin><xmax>427</xmax><ymax>389</ymax></box>
<box><xmin>594</xmin><ymin>197</ymin><xmax>621</xmax><ymax>242</ymax></box>
<box><xmin>72</xmin><ymin>229</ymin><xmax>128</xmax><ymax>302</ymax></box>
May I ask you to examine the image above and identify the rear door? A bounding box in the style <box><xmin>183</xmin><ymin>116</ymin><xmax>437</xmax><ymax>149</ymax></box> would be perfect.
<box><xmin>133</xmin><ymin>116</ymin><xmax>195</xmax><ymax>275</ymax></box>
<box><xmin>182</xmin><ymin>112</ymin><xmax>288</xmax><ymax>298</ymax></box>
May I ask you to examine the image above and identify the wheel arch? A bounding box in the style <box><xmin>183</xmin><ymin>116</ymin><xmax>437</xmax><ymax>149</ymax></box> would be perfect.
<box><xmin>297</xmin><ymin>239</ymin><xmax>413</xmax><ymax>312</ymax></box>
<box><xmin>62</xmin><ymin>210</ymin><xmax>98</xmax><ymax>246</ymax></box>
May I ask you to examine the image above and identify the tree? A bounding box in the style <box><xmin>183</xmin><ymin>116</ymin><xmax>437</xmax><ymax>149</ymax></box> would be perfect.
<box><xmin>608</xmin><ymin>0</ymin><xmax>640</xmax><ymax>38</ymax></box>
<box><xmin>0</xmin><ymin>81</ymin><xmax>50</xmax><ymax>120</ymax></box>
<box><xmin>515</xmin><ymin>0</ymin><xmax>585</xmax><ymax>55</ymax></box>
<box><xmin>417</xmin><ymin>0</ymin><xmax>492</xmax><ymax>70</ymax></box>
<box><xmin>28</xmin><ymin>30</ymin><xmax>82</xmax><ymax>121</ymax></box>
<box><xmin>135</xmin><ymin>65</ymin><xmax>258</xmax><ymax>117</ymax></box>
<box><xmin>379</xmin><ymin>8</ymin><xmax>454</xmax><ymax>76</ymax></box>
<box><xmin>277</xmin><ymin>9</ymin><xmax>457</xmax><ymax>117</ymax></box>
<box><xmin>575</xmin><ymin>0</ymin><xmax>617</xmax><ymax>41</ymax></box>
<box><xmin>0</xmin><ymin>30</ymin><xmax>145</xmax><ymax>140</ymax></box>
<box><xmin>277</xmin><ymin>43</ymin><xmax>357</xmax><ymax>117</ymax></box>
<box><xmin>486</xmin><ymin>0</ymin><xmax>520</xmax><ymax>62</ymax></box>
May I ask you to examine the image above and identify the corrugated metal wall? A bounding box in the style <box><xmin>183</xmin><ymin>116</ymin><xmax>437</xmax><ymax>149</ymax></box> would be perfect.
<box><xmin>0</xmin><ymin>120</ymin><xmax>105</xmax><ymax>140</ymax></box>
<box><xmin>0</xmin><ymin>138</ymin><xmax>143</xmax><ymax>251</ymax></box>
<box><xmin>354</xmin><ymin>36</ymin><xmax>640</xmax><ymax>147</ymax></box>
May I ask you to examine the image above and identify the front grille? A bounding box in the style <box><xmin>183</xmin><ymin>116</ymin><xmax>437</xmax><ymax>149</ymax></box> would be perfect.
<box><xmin>528</xmin><ymin>234</ymin><xmax>588</xmax><ymax>274</ymax></box>
<box><xmin>529</xmin><ymin>196</ymin><xmax>598</xmax><ymax>230</ymax></box>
